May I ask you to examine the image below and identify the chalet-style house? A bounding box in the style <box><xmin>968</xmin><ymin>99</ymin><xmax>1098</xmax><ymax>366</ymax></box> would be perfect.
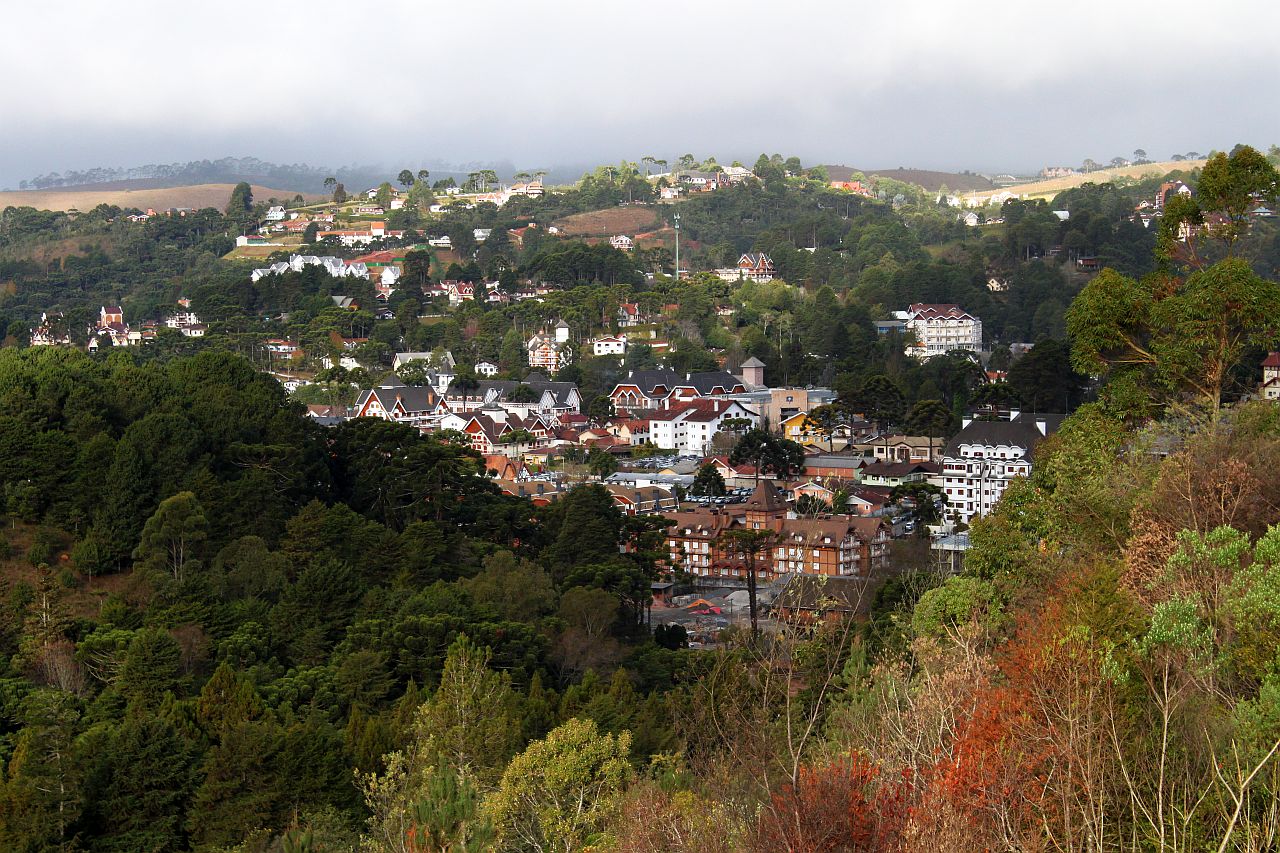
<box><xmin>717</xmin><ymin>253</ymin><xmax>775</xmax><ymax>283</ymax></box>
<box><xmin>457</xmin><ymin>408</ymin><xmax>552</xmax><ymax>456</ymax></box>
<box><xmin>526</xmin><ymin>322</ymin><xmax>572</xmax><ymax>373</ymax></box>
<box><xmin>609</xmin><ymin>369</ymin><xmax>748</xmax><ymax>411</ymax></box>
<box><xmin>441</xmin><ymin>374</ymin><xmax>580</xmax><ymax>422</ymax></box>
<box><xmin>605</xmin><ymin>485</ymin><xmax>680</xmax><ymax>516</ymax></box>
<box><xmin>353</xmin><ymin>378</ymin><xmax>440</xmax><ymax>430</ymax></box>
<box><xmin>30</xmin><ymin>312</ymin><xmax>71</xmax><ymax>346</ymax></box>
<box><xmin>664</xmin><ymin>482</ymin><xmax>891</xmax><ymax>583</ymax></box>
<box><xmin>772</xmin><ymin>574</ymin><xmax>873</xmax><ymax>623</ymax></box>
<box><xmin>609</xmin><ymin>235</ymin><xmax>635</xmax><ymax>252</ymax></box>
<box><xmin>617</xmin><ymin>302</ymin><xmax>645</xmax><ymax>327</ymax></box>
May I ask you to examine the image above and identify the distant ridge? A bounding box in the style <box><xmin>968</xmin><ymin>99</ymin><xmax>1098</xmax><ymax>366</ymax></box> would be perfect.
<box><xmin>824</xmin><ymin>164</ymin><xmax>995</xmax><ymax>194</ymax></box>
<box><xmin>0</xmin><ymin>183</ymin><xmax>326</xmax><ymax>213</ymax></box>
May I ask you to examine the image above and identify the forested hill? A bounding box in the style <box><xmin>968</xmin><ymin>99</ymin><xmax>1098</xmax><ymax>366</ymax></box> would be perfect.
<box><xmin>824</xmin><ymin>164</ymin><xmax>996</xmax><ymax>193</ymax></box>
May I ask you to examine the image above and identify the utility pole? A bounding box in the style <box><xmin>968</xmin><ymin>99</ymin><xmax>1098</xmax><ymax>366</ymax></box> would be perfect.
<box><xmin>673</xmin><ymin>211</ymin><xmax>681</xmax><ymax>281</ymax></box>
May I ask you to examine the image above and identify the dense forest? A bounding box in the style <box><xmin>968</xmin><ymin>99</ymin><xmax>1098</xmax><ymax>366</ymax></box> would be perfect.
<box><xmin>0</xmin><ymin>146</ymin><xmax>1278</xmax><ymax>850</ymax></box>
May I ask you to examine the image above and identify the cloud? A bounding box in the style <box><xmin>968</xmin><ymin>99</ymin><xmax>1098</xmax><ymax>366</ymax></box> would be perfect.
<box><xmin>2</xmin><ymin>0</ymin><xmax>1276</xmax><ymax>186</ymax></box>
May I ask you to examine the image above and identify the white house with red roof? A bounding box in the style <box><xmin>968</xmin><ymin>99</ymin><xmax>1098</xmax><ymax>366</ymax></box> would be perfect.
<box><xmin>897</xmin><ymin>303</ymin><xmax>983</xmax><ymax>359</ymax></box>
<box><xmin>645</xmin><ymin>398</ymin><xmax>759</xmax><ymax>455</ymax></box>
<box><xmin>617</xmin><ymin>302</ymin><xmax>645</xmax><ymax>327</ymax></box>
<box><xmin>1261</xmin><ymin>352</ymin><xmax>1280</xmax><ymax>400</ymax></box>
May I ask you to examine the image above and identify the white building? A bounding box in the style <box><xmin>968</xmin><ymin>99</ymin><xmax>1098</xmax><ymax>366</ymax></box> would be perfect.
<box><xmin>898</xmin><ymin>303</ymin><xmax>982</xmax><ymax>359</ymax></box>
<box><xmin>1262</xmin><ymin>352</ymin><xmax>1280</xmax><ymax>400</ymax></box>
<box><xmin>527</xmin><ymin>321</ymin><xmax>572</xmax><ymax>373</ymax></box>
<box><xmin>646</xmin><ymin>399</ymin><xmax>759</xmax><ymax>456</ymax></box>
<box><xmin>475</xmin><ymin>360</ymin><xmax>499</xmax><ymax>377</ymax></box>
<box><xmin>591</xmin><ymin>334</ymin><xmax>628</xmax><ymax>357</ymax></box>
<box><xmin>265</xmin><ymin>205</ymin><xmax>287</xmax><ymax>222</ymax></box>
<box><xmin>940</xmin><ymin>413</ymin><xmax>1059</xmax><ymax>524</ymax></box>
<box><xmin>609</xmin><ymin>235</ymin><xmax>635</xmax><ymax>252</ymax></box>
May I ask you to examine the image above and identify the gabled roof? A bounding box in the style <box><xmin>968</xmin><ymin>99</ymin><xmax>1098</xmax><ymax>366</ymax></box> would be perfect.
<box><xmin>617</xmin><ymin>369</ymin><xmax>681</xmax><ymax>395</ymax></box>
<box><xmin>861</xmin><ymin>461</ymin><xmax>940</xmax><ymax>478</ymax></box>
<box><xmin>740</xmin><ymin>356</ymin><xmax>766</xmax><ymax>368</ymax></box>
<box><xmin>942</xmin><ymin>418</ymin><xmax>1050</xmax><ymax>459</ymax></box>
<box><xmin>680</xmin><ymin>370</ymin><xmax>747</xmax><ymax>395</ymax></box>
<box><xmin>357</xmin><ymin>380</ymin><xmax>438</xmax><ymax>414</ymax></box>
<box><xmin>1263</xmin><ymin>352</ymin><xmax>1280</xmax><ymax>368</ymax></box>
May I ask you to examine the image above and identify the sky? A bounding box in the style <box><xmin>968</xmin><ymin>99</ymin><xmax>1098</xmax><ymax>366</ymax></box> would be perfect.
<box><xmin>2</xmin><ymin>0</ymin><xmax>1277</xmax><ymax>188</ymax></box>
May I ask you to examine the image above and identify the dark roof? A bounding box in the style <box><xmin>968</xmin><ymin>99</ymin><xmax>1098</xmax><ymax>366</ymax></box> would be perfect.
<box><xmin>681</xmin><ymin>370</ymin><xmax>746</xmax><ymax>395</ymax></box>
<box><xmin>446</xmin><ymin>378</ymin><xmax>578</xmax><ymax>407</ymax></box>
<box><xmin>622</xmin><ymin>369</ymin><xmax>682</xmax><ymax>395</ymax></box>
<box><xmin>740</xmin><ymin>356</ymin><xmax>766</xmax><ymax>368</ymax></box>
<box><xmin>359</xmin><ymin>381</ymin><xmax>437</xmax><ymax>413</ymax></box>
<box><xmin>774</xmin><ymin>575</ymin><xmax>873</xmax><ymax>615</ymax></box>
<box><xmin>942</xmin><ymin>417</ymin><xmax>1057</xmax><ymax>459</ymax></box>
<box><xmin>862</xmin><ymin>461</ymin><xmax>940</xmax><ymax>478</ymax></box>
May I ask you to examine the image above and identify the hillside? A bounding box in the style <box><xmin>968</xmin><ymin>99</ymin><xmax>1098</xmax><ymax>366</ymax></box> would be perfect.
<box><xmin>825</xmin><ymin>164</ymin><xmax>995</xmax><ymax>193</ymax></box>
<box><xmin>969</xmin><ymin>158</ymin><xmax>1207</xmax><ymax>201</ymax></box>
<box><xmin>551</xmin><ymin>205</ymin><xmax>660</xmax><ymax>237</ymax></box>
<box><xmin>0</xmin><ymin>182</ymin><xmax>326</xmax><ymax>213</ymax></box>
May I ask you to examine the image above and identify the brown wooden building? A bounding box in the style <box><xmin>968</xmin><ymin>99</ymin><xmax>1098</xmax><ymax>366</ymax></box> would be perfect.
<box><xmin>663</xmin><ymin>482</ymin><xmax>890</xmax><ymax>584</ymax></box>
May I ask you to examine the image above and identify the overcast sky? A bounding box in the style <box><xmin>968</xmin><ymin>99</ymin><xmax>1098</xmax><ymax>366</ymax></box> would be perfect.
<box><xmin>2</xmin><ymin>1</ymin><xmax>1277</xmax><ymax>188</ymax></box>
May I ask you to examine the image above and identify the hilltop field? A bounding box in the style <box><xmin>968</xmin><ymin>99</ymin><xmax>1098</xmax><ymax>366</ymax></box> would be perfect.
<box><xmin>0</xmin><ymin>181</ymin><xmax>325</xmax><ymax>212</ymax></box>
<box><xmin>551</xmin><ymin>206</ymin><xmax>660</xmax><ymax>236</ymax></box>
<box><xmin>973</xmin><ymin>159</ymin><xmax>1208</xmax><ymax>201</ymax></box>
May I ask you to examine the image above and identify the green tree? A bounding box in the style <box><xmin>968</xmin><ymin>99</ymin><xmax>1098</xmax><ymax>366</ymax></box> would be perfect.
<box><xmin>904</xmin><ymin>398</ymin><xmax>953</xmax><ymax>459</ymax></box>
<box><xmin>188</xmin><ymin>718</ymin><xmax>285</xmax><ymax>847</ymax></box>
<box><xmin>417</xmin><ymin>634</ymin><xmax>522</xmax><ymax>784</ymax></box>
<box><xmin>133</xmin><ymin>491</ymin><xmax>208</xmax><ymax>585</ymax></box>
<box><xmin>1067</xmin><ymin>258</ymin><xmax>1280</xmax><ymax>415</ymax></box>
<box><xmin>729</xmin><ymin>429</ymin><xmax>805</xmax><ymax>483</ymax></box>
<box><xmin>690</xmin><ymin>463</ymin><xmax>727</xmax><ymax>497</ymax></box>
<box><xmin>227</xmin><ymin>181</ymin><xmax>253</xmax><ymax>217</ymax></box>
<box><xmin>0</xmin><ymin>689</ymin><xmax>82</xmax><ymax>852</ymax></box>
<box><xmin>716</xmin><ymin>528</ymin><xmax>779</xmax><ymax>638</ymax></box>
<box><xmin>397</xmin><ymin>169</ymin><xmax>415</xmax><ymax>188</ymax></box>
<box><xmin>587</xmin><ymin>448</ymin><xmax>618</xmax><ymax>479</ymax></box>
<box><xmin>87</xmin><ymin>714</ymin><xmax>196</xmax><ymax>853</ymax></box>
<box><xmin>467</xmin><ymin>550</ymin><xmax>557</xmax><ymax>622</ymax></box>
<box><xmin>118</xmin><ymin>627</ymin><xmax>182</xmax><ymax>708</ymax></box>
<box><xmin>485</xmin><ymin>718</ymin><xmax>632</xmax><ymax>853</ymax></box>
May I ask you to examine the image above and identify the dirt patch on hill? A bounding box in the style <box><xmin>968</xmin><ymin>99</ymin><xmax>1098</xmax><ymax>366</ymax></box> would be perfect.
<box><xmin>974</xmin><ymin>160</ymin><xmax>1207</xmax><ymax>200</ymax></box>
<box><xmin>552</xmin><ymin>206</ymin><xmax>660</xmax><ymax>237</ymax></box>
<box><xmin>0</xmin><ymin>183</ymin><xmax>325</xmax><ymax>213</ymax></box>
